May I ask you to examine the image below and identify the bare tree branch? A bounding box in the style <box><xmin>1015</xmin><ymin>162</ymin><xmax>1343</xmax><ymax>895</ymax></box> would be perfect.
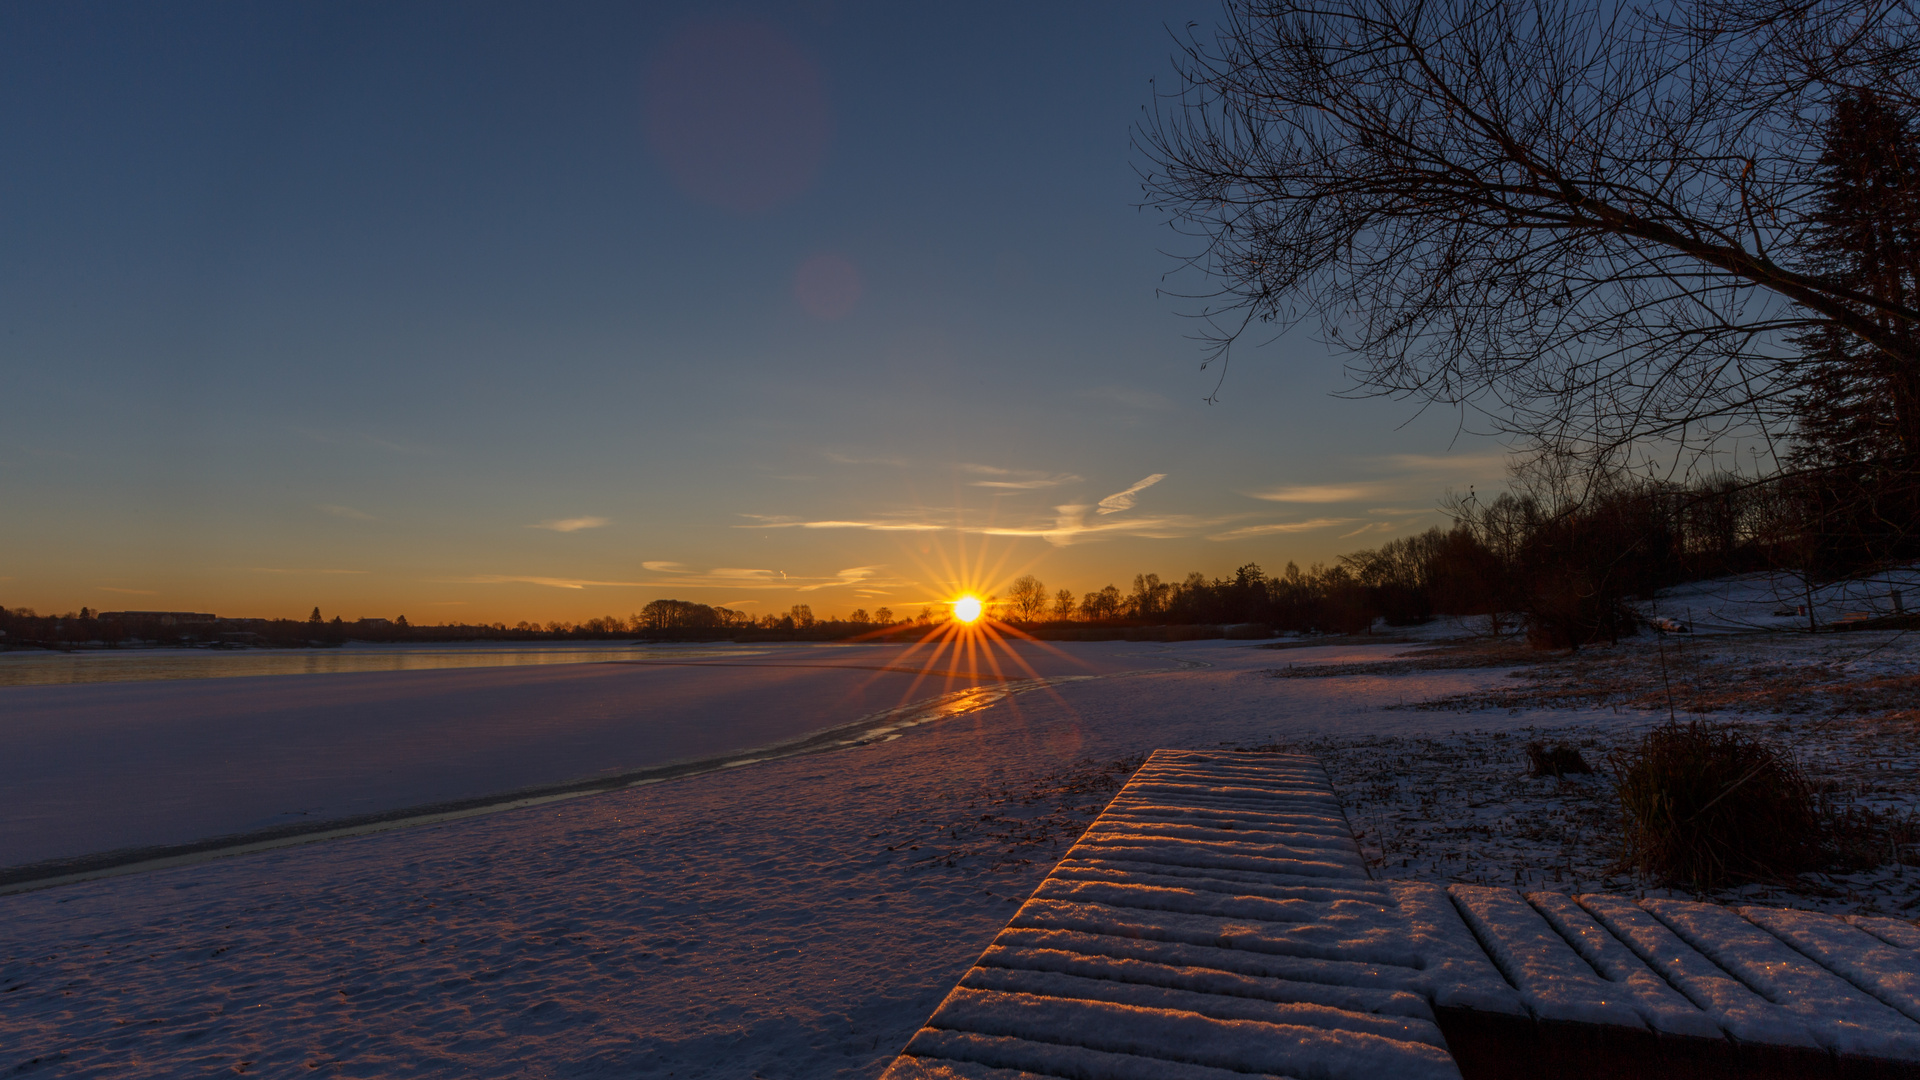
<box><xmin>1137</xmin><ymin>0</ymin><xmax>1920</xmax><ymax>465</ymax></box>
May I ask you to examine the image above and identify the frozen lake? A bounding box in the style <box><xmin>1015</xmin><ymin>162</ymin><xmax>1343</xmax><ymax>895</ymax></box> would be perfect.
<box><xmin>0</xmin><ymin>636</ymin><xmax>1543</xmax><ymax>1078</ymax></box>
<box><xmin>0</xmin><ymin>640</ymin><xmax>767</xmax><ymax>687</ymax></box>
<box><xmin>0</xmin><ymin>640</ymin><xmax>1180</xmax><ymax>873</ymax></box>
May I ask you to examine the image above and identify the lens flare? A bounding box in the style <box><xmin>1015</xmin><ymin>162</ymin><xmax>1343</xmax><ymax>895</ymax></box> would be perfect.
<box><xmin>844</xmin><ymin>534</ymin><xmax>1090</xmax><ymax>745</ymax></box>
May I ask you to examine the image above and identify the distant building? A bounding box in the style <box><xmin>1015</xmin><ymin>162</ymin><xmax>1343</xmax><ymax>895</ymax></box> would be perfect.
<box><xmin>356</xmin><ymin>617</ymin><xmax>393</xmax><ymax>628</ymax></box>
<box><xmin>97</xmin><ymin>611</ymin><xmax>220</xmax><ymax>625</ymax></box>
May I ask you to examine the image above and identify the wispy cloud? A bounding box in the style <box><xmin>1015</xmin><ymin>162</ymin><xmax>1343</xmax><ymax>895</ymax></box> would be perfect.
<box><xmin>1248</xmin><ymin>484</ymin><xmax>1388</xmax><ymax>503</ymax></box>
<box><xmin>449</xmin><ymin>575</ymin><xmax>649</xmax><ymax>590</ymax></box>
<box><xmin>1206</xmin><ymin>519</ymin><xmax>1356</xmax><ymax>542</ymax></box>
<box><xmin>1372</xmin><ymin>452</ymin><xmax>1510</xmax><ymax>476</ymax></box>
<box><xmin>969</xmin><ymin>473</ymin><xmax>1082</xmax><ymax>490</ymax></box>
<box><xmin>1340</xmin><ymin>521</ymin><xmax>1400</xmax><ymax>539</ymax></box>
<box><xmin>452</xmin><ymin>566</ymin><xmax>907</xmax><ymax>592</ymax></box>
<box><xmin>795</xmin><ymin>565</ymin><xmax>891</xmax><ymax>593</ymax></box>
<box><xmin>955</xmin><ymin>464</ymin><xmax>1084</xmax><ymax>490</ymax></box>
<box><xmin>1096</xmin><ymin>473</ymin><xmax>1167</xmax><ymax>515</ymax></box>
<box><xmin>1245</xmin><ymin>453</ymin><xmax>1508</xmax><ymax>509</ymax></box>
<box><xmin>983</xmin><ymin>502</ymin><xmax>1246</xmax><ymax>547</ymax></box>
<box><xmin>645</xmin><ymin>563</ymin><xmax>916</xmax><ymax>592</ymax></box>
<box><xmin>530</xmin><ymin>516</ymin><xmax>609</xmax><ymax>533</ymax></box>
<box><xmin>740</xmin><ymin>514</ymin><xmax>943</xmax><ymax>532</ymax></box>
<box><xmin>741</xmin><ymin>491</ymin><xmax>1244</xmax><ymax>548</ymax></box>
<box><xmin>250</xmin><ymin>567</ymin><xmax>370</xmax><ymax>575</ymax></box>
<box><xmin>743</xmin><ymin>507</ymin><xmax>1217</xmax><ymax>547</ymax></box>
<box><xmin>98</xmin><ymin>586</ymin><xmax>158</xmax><ymax>595</ymax></box>
<box><xmin>319</xmin><ymin>504</ymin><xmax>376</xmax><ymax>521</ymax></box>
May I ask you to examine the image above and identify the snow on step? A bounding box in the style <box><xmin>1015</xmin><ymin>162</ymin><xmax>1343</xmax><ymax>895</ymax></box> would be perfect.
<box><xmin>1854</xmin><ymin>915</ymin><xmax>1920</xmax><ymax>952</ymax></box>
<box><xmin>885</xmin><ymin>748</ymin><xmax>1920</xmax><ymax>1078</ymax></box>
<box><xmin>1524</xmin><ymin>891</ymin><xmax>1722</xmax><ymax>1039</ymax></box>
<box><xmin>1449</xmin><ymin>885</ymin><xmax>1653</xmax><ymax>1031</ymax></box>
<box><xmin>1744</xmin><ymin>905</ymin><xmax>1920</xmax><ymax>1025</ymax></box>
<box><xmin>1575</xmin><ymin>893</ymin><xmax>1821</xmax><ymax>1048</ymax></box>
<box><xmin>882</xmin><ymin>749</ymin><xmax>1463</xmax><ymax>1080</ymax></box>
<box><xmin>1645</xmin><ymin>897</ymin><xmax>1920</xmax><ymax>1060</ymax></box>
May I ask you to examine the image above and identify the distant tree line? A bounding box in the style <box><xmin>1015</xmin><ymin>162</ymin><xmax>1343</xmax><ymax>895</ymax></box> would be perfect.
<box><xmin>997</xmin><ymin>461</ymin><xmax>1915</xmax><ymax>649</ymax></box>
<box><xmin>0</xmin><ymin>599</ymin><xmax>914</xmax><ymax>650</ymax></box>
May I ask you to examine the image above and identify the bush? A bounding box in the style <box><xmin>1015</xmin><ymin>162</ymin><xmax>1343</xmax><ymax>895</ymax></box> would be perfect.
<box><xmin>1612</xmin><ymin>721</ymin><xmax>1820</xmax><ymax>890</ymax></box>
<box><xmin>1525</xmin><ymin>741</ymin><xmax>1593</xmax><ymax>778</ymax></box>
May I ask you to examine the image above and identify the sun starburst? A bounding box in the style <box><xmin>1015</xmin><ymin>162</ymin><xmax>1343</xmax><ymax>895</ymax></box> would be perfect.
<box><xmin>951</xmin><ymin>594</ymin><xmax>983</xmax><ymax>623</ymax></box>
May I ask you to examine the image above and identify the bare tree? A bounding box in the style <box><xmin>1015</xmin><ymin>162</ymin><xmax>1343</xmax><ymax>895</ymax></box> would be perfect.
<box><xmin>1685</xmin><ymin>0</ymin><xmax>1920</xmax><ymax>115</ymax></box>
<box><xmin>1139</xmin><ymin>0</ymin><xmax>1920</xmax><ymax>468</ymax></box>
<box><xmin>1129</xmin><ymin>572</ymin><xmax>1172</xmax><ymax>618</ymax></box>
<box><xmin>1051</xmin><ymin>588</ymin><xmax>1076</xmax><ymax>621</ymax></box>
<box><xmin>1006</xmin><ymin>574</ymin><xmax>1049</xmax><ymax>621</ymax></box>
<box><xmin>1080</xmin><ymin>585</ymin><xmax>1124</xmax><ymax>620</ymax></box>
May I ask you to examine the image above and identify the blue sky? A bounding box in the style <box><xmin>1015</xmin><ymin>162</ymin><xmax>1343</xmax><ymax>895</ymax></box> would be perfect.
<box><xmin>1</xmin><ymin>1</ymin><xmax>1509</xmax><ymax>622</ymax></box>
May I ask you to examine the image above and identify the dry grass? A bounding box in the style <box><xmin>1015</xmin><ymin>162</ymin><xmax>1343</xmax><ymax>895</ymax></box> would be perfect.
<box><xmin>1612</xmin><ymin>722</ymin><xmax>1822</xmax><ymax>891</ymax></box>
<box><xmin>1261</xmin><ymin>729</ymin><xmax>1632</xmax><ymax>894</ymax></box>
<box><xmin>1405</xmin><ymin>638</ymin><xmax>1918</xmax><ymax>721</ymax></box>
<box><xmin>1254</xmin><ymin>632</ymin><xmax>1920</xmax><ymax>912</ymax></box>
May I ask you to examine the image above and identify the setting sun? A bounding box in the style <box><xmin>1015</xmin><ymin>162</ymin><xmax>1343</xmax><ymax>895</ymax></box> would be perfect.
<box><xmin>950</xmin><ymin>595</ymin><xmax>983</xmax><ymax>623</ymax></box>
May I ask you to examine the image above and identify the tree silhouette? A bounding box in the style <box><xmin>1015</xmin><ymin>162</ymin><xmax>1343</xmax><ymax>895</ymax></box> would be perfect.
<box><xmin>1786</xmin><ymin>90</ymin><xmax>1920</xmax><ymax>466</ymax></box>
<box><xmin>1780</xmin><ymin>88</ymin><xmax>1920</xmax><ymax>572</ymax></box>
<box><xmin>1140</xmin><ymin>0</ymin><xmax>1920</xmax><ymax>467</ymax></box>
<box><xmin>1051</xmin><ymin>588</ymin><xmax>1075</xmax><ymax>621</ymax></box>
<box><xmin>1006</xmin><ymin>575</ymin><xmax>1048</xmax><ymax>621</ymax></box>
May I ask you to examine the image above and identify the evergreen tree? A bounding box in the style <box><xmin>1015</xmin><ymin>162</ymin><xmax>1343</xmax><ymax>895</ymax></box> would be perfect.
<box><xmin>1784</xmin><ymin>89</ymin><xmax>1920</xmax><ymax>570</ymax></box>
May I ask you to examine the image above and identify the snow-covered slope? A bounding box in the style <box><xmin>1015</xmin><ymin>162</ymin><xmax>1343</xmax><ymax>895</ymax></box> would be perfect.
<box><xmin>1645</xmin><ymin>563</ymin><xmax>1920</xmax><ymax>633</ymax></box>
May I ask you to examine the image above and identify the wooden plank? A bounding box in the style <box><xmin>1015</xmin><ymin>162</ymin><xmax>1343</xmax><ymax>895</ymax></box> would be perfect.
<box><xmin>883</xmin><ymin>747</ymin><xmax>1920</xmax><ymax>1080</ymax></box>
<box><xmin>882</xmin><ymin>749</ymin><xmax>1463</xmax><ymax>1080</ymax></box>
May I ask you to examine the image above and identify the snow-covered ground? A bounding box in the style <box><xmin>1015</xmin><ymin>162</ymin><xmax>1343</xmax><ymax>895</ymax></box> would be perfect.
<box><xmin>1289</xmin><ymin>628</ymin><xmax>1920</xmax><ymax>914</ymax></box>
<box><xmin>3</xmin><ymin>623</ymin><xmax>1918</xmax><ymax>1077</ymax></box>
<box><xmin>1640</xmin><ymin>561</ymin><xmax>1920</xmax><ymax>633</ymax></box>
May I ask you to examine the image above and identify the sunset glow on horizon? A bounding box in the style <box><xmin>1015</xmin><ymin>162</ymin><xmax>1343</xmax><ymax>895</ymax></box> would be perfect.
<box><xmin>0</xmin><ymin>2</ymin><xmax>1509</xmax><ymax>625</ymax></box>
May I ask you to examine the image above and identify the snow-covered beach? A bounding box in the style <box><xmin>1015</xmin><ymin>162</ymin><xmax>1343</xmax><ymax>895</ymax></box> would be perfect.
<box><xmin>4</xmin><ymin>628</ymin><xmax>1918</xmax><ymax>1076</ymax></box>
